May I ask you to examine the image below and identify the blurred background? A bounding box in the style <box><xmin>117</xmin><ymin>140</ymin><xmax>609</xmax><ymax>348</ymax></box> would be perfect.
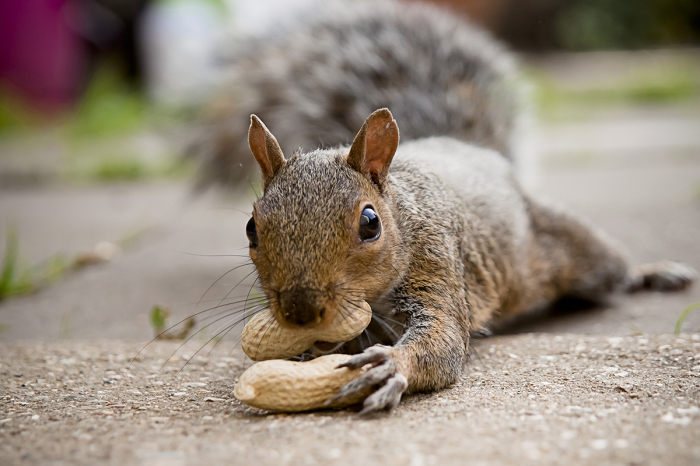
<box><xmin>1</xmin><ymin>0</ymin><xmax>699</xmax><ymax>342</ymax></box>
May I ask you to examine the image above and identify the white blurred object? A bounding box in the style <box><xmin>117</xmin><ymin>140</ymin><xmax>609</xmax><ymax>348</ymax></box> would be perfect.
<box><xmin>139</xmin><ymin>0</ymin><xmax>320</xmax><ymax>106</ymax></box>
<box><xmin>228</xmin><ymin>0</ymin><xmax>319</xmax><ymax>37</ymax></box>
<box><xmin>139</xmin><ymin>0</ymin><xmax>226</xmax><ymax>105</ymax></box>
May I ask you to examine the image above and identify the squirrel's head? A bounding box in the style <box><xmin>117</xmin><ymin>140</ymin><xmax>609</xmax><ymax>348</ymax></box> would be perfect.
<box><xmin>245</xmin><ymin>109</ymin><xmax>401</xmax><ymax>333</ymax></box>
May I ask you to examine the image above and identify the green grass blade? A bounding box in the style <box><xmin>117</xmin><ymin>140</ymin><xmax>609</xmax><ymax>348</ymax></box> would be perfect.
<box><xmin>0</xmin><ymin>228</ymin><xmax>19</xmax><ymax>300</ymax></box>
<box><xmin>675</xmin><ymin>303</ymin><xmax>700</xmax><ymax>335</ymax></box>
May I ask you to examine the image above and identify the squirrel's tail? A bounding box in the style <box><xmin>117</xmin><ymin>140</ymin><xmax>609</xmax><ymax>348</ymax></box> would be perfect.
<box><xmin>191</xmin><ymin>0</ymin><xmax>532</xmax><ymax>189</ymax></box>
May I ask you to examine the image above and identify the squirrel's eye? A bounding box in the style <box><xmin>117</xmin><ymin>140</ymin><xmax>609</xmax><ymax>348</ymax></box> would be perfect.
<box><xmin>246</xmin><ymin>217</ymin><xmax>258</xmax><ymax>248</ymax></box>
<box><xmin>359</xmin><ymin>207</ymin><xmax>381</xmax><ymax>242</ymax></box>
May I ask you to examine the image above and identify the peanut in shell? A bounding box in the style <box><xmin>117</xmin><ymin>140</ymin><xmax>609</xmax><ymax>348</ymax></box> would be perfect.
<box><xmin>233</xmin><ymin>354</ymin><xmax>371</xmax><ymax>412</ymax></box>
<box><xmin>241</xmin><ymin>301</ymin><xmax>372</xmax><ymax>361</ymax></box>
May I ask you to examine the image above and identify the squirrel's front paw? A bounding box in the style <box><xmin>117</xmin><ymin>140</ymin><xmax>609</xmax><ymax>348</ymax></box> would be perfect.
<box><xmin>329</xmin><ymin>345</ymin><xmax>408</xmax><ymax>415</ymax></box>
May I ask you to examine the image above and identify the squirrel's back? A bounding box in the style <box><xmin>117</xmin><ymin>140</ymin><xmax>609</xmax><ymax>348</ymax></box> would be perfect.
<box><xmin>392</xmin><ymin>137</ymin><xmax>531</xmax><ymax>271</ymax></box>
<box><xmin>194</xmin><ymin>0</ymin><xmax>526</xmax><ymax>188</ymax></box>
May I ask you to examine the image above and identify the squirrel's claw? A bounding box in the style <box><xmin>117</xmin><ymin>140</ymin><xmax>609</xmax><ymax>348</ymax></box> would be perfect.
<box><xmin>358</xmin><ymin>373</ymin><xmax>407</xmax><ymax>415</ymax></box>
<box><xmin>336</xmin><ymin>345</ymin><xmax>389</xmax><ymax>370</ymax></box>
<box><xmin>331</xmin><ymin>345</ymin><xmax>407</xmax><ymax>414</ymax></box>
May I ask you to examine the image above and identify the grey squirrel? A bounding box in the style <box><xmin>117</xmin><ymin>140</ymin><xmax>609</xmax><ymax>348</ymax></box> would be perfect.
<box><xmin>196</xmin><ymin>0</ymin><xmax>697</xmax><ymax>413</ymax></box>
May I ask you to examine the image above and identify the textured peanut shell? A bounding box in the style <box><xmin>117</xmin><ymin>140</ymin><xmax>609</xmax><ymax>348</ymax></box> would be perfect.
<box><xmin>233</xmin><ymin>354</ymin><xmax>371</xmax><ymax>412</ymax></box>
<box><xmin>241</xmin><ymin>302</ymin><xmax>372</xmax><ymax>361</ymax></box>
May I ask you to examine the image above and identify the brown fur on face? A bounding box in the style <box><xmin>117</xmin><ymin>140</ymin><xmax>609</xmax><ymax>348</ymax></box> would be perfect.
<box><xmin>249</xmin><ymin>111</ymin><xmax>405</xmax><ymax>331</ymax></box>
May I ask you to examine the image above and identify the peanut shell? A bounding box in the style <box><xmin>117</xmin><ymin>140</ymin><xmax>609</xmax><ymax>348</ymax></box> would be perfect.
<box><xmin>241</xmin><ymin>301</ymin><xmax>371</xmax><ymax>361</ymax></box>
<box><xmin>233</xmin><ymin>354</ymin><xmax>371</xmax><ymax>412</ymax></box>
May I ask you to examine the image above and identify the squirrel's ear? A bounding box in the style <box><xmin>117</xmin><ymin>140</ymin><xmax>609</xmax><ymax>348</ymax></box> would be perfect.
<box><xmin>248</xmin><ymin>115</ymin><xmax>286</xmax><ymax>188</ymax></box>
<box><xmin>347</xmin><ymin>108</ymin><xmax>399</xmax><ymax>189</ymax></box>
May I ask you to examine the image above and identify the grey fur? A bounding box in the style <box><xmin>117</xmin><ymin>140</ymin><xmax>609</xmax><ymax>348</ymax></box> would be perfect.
<box><xmin>193</xmin><ymin>0</ymin><xmax>523</xmax><ymax>188</ymax></box>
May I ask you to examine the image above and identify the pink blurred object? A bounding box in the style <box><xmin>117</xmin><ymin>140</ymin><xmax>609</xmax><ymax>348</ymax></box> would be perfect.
<box><xmin>0</xmin><ymin>0</ymin><xmax>86</xmax><ymax>111</ymax></box>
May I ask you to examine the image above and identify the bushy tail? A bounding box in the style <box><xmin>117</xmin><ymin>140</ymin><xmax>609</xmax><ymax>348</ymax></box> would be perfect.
<box><xmin>191</xmin><ymin>0</ymin><xmax>528</xmax><ymax>189</ymax></box>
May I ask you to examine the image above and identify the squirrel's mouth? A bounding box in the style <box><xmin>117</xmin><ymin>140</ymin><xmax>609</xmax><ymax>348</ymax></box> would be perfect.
<box><xmin>312</xmin><ymin>341</ymin><xmax>344</xmax><ymax>353</ymax></box>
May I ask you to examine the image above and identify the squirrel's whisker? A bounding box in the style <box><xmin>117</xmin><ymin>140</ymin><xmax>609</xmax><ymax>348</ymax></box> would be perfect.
<box><xmin>195</xmin><ymin>299</ymin><xmax>270</xmax><ymax>330</ymax></box>
<box><xmin>203</xmin><ymin>304</ymin><xmax>268</xmax><ymax>361</ymax></box>
<box><xmin>206</xmin><ymin>299</ymin><xmax>265</xmax><ymax>339</ymax></box>
<box><xmin>130</xmin><ymin>296</ymin><xmax>267</xmax><ymax>368</ymax></box>
<box><xmin>176</xmin><ymin>306</ymin><xmax>268</xmax><ymax>377</ymax></box>
<box><xmin>370</xmin><ymin>315</ymin><xmax>402</xmax><ymax>342</ymax></box>
<box><xmin>340</xmin><ymin>297</ymin><xmax>402</xmax><ymax>342</ymax></box>
<box><xmin>161</xmin><ymin>306</ymin><xmax>268</xmax><ymax>373</ymax></box>
<box><xmin>211</xmin><ymin>268</ymin><xmax>260</xmax><ymax>317</ymax></box>
<box><xmin>359</xmin><ymin>328</ymin><xmax>374</xmax><ymax>351</ymax></box>
<box><xmin>176</xmin><ymin>251</ymin><xmax>252</xmax><ymax>259</ymax></box>
<box><xmin>225</xmin><ymin>306</ymin><xmax>270</xmax><ymax>360</ymax></box>
<box><xmin>189</xmin><ymin>294</ymin><xmax>265</xmax><ymax>306</ymax></box>
<box><xmin>195</xmin><ymin>261</ymin><xmax>255</xmax><ymax>308</ymax></box>
<box><xmin>206</xmin><ymin>276</ymin><xmax>263</xmax><ymax>344</ymax></box>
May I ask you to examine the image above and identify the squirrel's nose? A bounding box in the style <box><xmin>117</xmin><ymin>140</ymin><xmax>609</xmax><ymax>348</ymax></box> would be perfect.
<box><xmin>278</xmin><ymin>288</ymin><xmax>326</xmax><ymax>327</ymax></box>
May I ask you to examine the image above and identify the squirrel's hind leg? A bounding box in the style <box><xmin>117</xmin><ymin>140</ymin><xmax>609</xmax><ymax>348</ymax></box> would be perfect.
<box><xmin>524</xmin><ymin>200</ymin><xmax>630</xmax><ymax>304</ymax></box>
<box><xmin>526</xmin><ymin>199</ymin><xmax>696</xmax><ymax>305</ymax></box>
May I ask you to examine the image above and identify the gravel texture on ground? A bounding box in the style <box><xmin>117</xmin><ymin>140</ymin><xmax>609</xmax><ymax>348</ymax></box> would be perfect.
<box><xmin>2</xmin><ymin>333</ymin><xmax>699</xmax><ymax>466</ymax></box>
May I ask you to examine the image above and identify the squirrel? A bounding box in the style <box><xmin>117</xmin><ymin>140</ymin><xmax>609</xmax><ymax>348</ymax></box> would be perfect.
<box><xmin>195</xmin><ymin>0</ymin><xmax>697</xmax><ymax>414</ymax></box>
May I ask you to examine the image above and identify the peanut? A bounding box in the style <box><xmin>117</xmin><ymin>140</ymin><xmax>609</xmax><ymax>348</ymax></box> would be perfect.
<box><xmin>241</xmin><ymin>301</ymin><xmax>372</xmax><ymax>361</ymax></box>
<box><xmin>233</xmin><ymin>354</ymin><xmax>371</xmax><ymax>411</ymax></box>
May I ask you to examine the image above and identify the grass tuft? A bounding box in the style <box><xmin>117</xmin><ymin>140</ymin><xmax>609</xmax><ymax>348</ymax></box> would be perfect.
<box><xmin>0</xmin><ymin>227</ymin><xmax>76</xmax><ymax>301</ymax></box>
